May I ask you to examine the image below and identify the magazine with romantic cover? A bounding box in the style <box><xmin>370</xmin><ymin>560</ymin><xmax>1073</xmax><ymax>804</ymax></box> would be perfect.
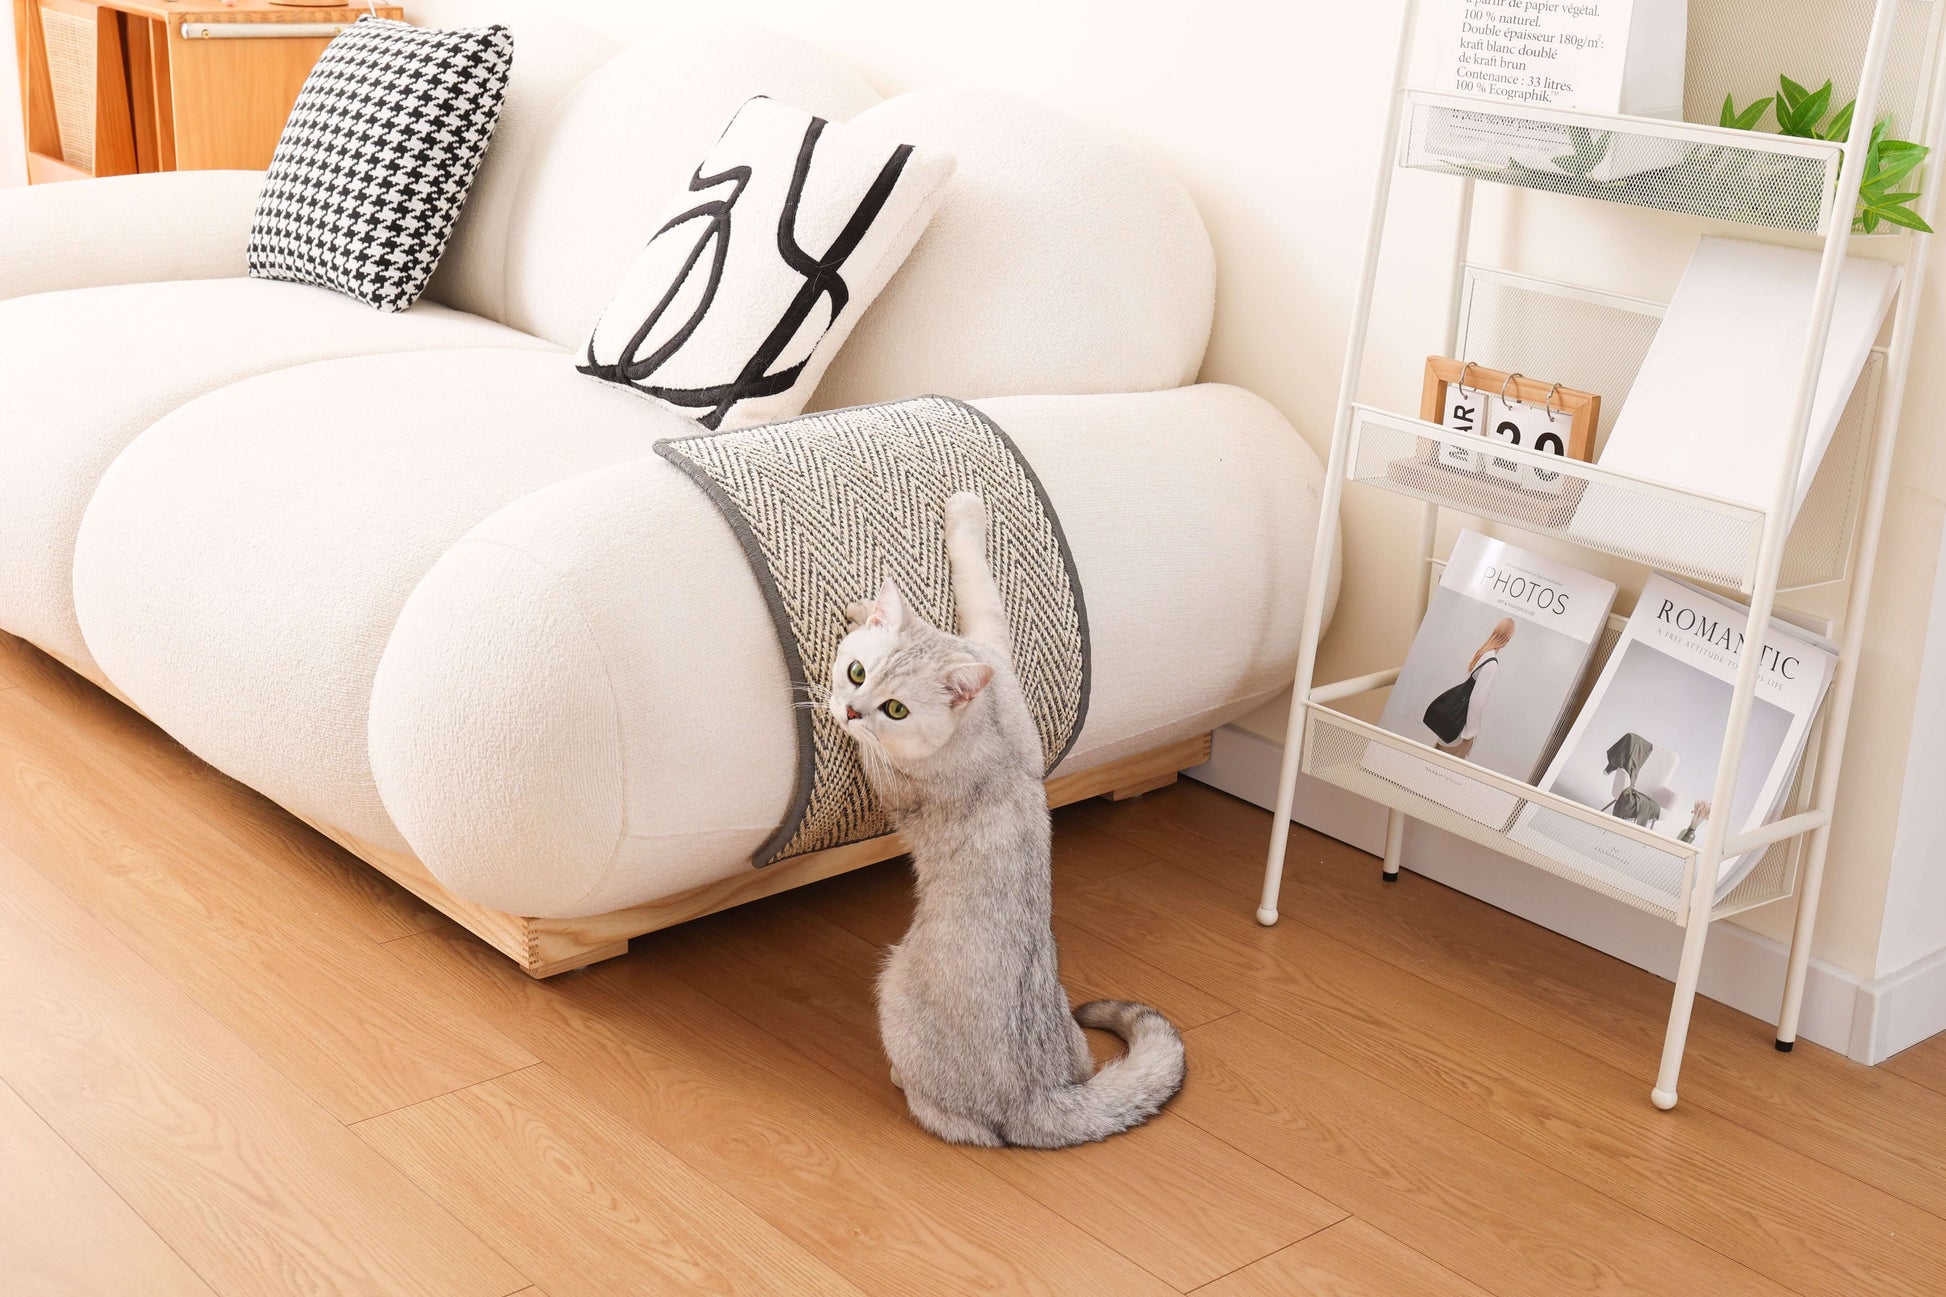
<box><xmin>1507</xmin><ymin>574</ymin><xmax>1836</xmax><ymax>907</ymax></box>
<box><xmin>1362</xmin><ymin>530</ymin><xmax>1618</xmax><ymax>828</ymax></box>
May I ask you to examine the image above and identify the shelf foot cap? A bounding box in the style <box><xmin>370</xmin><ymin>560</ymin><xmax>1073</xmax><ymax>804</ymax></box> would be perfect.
<box><xmin>1382</xmin><ymin>869</ymin><xmax>1401</xmax><ymax>883</ymax></box>
<box><xmin>1255</xmin><ymin>907</ymin><xmax>1280</xmax><ymax>927</ymax></box>
<box><xmin>1775</xmin><ymin>1038</ymin><xmax>1795</xmax><ymax>1053</ymax></box>
<box><xmin>1650</xmin><ymin>1087</ymin><xmax>1679</xmax><ymax>1111</ymax></box>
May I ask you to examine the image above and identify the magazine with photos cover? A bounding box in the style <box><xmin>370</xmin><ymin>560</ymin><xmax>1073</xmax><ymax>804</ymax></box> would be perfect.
<box><xmin>1363</xmin><ymin>530</ymin><xmax>1618</xmax><ymax>828</ymax></box>
<box><xmin>1508</xmin><ymin>575</ymin><xmax>1837</xmax><ymax>906</ymax></box>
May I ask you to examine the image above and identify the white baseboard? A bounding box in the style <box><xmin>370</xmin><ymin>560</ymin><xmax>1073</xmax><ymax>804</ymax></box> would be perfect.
<box><xmin>1187</xmin><ymin>724</ymin><xmax>1900</xmax><ymax>1062</ymax></box>
<box><xmin>1856</xmin><ymin>944</ymin><xmax>1946</xmax><ymax>1065</ymax></box>
<box><xmin>1186</xmin><ymin>721</ymin><xmax>1389</xmax><ymax>855</ymax></box>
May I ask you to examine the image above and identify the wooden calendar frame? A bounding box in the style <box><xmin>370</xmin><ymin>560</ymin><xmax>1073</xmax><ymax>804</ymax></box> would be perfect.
<box><xmin>1420</xmin><ymin>356</ymin><xmax>1601</xmax><ymax>463</ymax></box>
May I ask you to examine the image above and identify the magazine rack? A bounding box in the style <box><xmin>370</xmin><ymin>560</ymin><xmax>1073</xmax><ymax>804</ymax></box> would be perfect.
<box><xmin>1259</xmin><ymin>0</ymin><xmax>1946</xmax><ymax>1109</ymax></box>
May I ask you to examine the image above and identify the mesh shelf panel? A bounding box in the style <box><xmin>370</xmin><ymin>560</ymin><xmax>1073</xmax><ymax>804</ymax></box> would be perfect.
<box><xmin>1303</xmin><ymin>705</ymin><xmax>1698</xmax><ymax>925</ymax></box>
<box><xmin>1686</xmin><ymin>0</ymin><xmax>1937</xmax><ymax>142</ymax></box>
<box><xmin>1402</xmin><ymin>94</ymin><xmax>1843</xmax><ymax>232</ymax></box>
<box><xmin>1350</xmin><ymin>406</ymin><xmax>1765</xmax><ymax>588</ymax></box>
<box><xmin>1458</xmin><ymin>274</ymin><xmax>1663</xmax><ymax>458</ymax></box>
<box><xmin>1438</xmin><ymin>272</ymin><xmax>1885</xmax><ymax>590</ymax></box>
<box><xmin>1713</xmin><ymin>837</ymin><xmax>1802</xmax><ymax>918</ymax></box>
<box><xmin>1405</xmin><ymin>0</ymin><xmax>1941</xmax><ymax>232</ymax></box>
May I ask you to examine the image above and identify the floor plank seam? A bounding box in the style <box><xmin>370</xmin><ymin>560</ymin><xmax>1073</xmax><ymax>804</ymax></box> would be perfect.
<box><xmin>380</xmin><ymin>918</ymin><xmax>464</xmax><ymax>946</ymax></box>
<box><xmin>0</xmin><ymin>1072</ymin><xmax>227</xmax><ymax>1297</ymax></box>
<box><xmin>1173</xmin><ymin>833</ymin><xmax>1946</xmax><ymax>1224</ymax></box>
<box><xmin>341</xmin><ymin>1080</ymin><xmax>545</xmax><ymax>1297</ymax></box>
<box><xmin>1179</xmin><ymin>1206</ymin><xmax>1356</xmax><ymax>1293</ymax></box>
<box><xmin>0</xmin><ymin>807</ymin><xmax>523</xmax><ymax>1135</ymax></box>
<box><xmin>1882</xmin><ymin>1059</ymin><xmax>1946</xmax><ymax>1101</ymax></box>
<box><xmin>1103</xmin><ymin>807</ymin><xmax>1946</xmax><ymax>1229</ymax></box>
<box><xmin>654</xmin><ymin>927</ymin><xmax>1221</xmax><ymax>1294</ymax></box>
<box><xmin>343</xmin><ymin>1061</ymin><xmax>547</xmax><ymax>1130</ymax></box>
<box><xmin>1192</xmin><ymin>1011</ymin><xmax>1800</xmax><ymax>1297</ymax></box>
<box><xmin>1061</xmin><ymin>867</ymin><xmax>1846</xmax><ymax>1291</ymax></box>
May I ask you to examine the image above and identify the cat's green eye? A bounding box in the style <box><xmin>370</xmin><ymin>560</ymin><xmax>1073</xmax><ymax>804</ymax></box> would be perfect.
<box><xmin>881</xmin><ymin>700</ymin><xmax>910</xmax><ymax>720</ymax></box>
<box><xmin>847</xmin><ymin>661</ymin><xmax>866</xmax><ymax>686</ymax></box>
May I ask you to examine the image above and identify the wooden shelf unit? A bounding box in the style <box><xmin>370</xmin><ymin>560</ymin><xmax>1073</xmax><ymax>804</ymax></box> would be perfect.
<box><xmin>12</xmin><ymin>0</ymin><xmax>403</xmax><ymax>182</ymax></box>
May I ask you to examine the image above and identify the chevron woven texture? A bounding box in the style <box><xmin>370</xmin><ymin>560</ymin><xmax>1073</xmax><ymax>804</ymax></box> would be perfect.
<box><xmin>658</xmin><ymin>396</ymin><xmax>1090</xmax><ymax>865</ymax></box>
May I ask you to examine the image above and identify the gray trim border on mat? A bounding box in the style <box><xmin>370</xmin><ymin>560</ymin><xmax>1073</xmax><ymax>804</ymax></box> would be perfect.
<box><xmin>654</xmin><ymin>395</ymin><xmax>1092</xmax><ymax>868</ymax></box>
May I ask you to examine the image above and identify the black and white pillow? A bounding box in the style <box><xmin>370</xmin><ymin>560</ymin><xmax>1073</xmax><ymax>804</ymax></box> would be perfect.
<box><xmin>248</xmin><ymin>19</ymin><xmax>514</xmax><ymax>313</ymax></box>
<box><xmin>581</xmin><ymin>97</ymin><xmax>955</xmax><ymax>431</ymax></box>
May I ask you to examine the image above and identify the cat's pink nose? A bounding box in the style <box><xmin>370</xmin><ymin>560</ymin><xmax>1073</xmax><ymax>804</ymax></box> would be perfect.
<box><xmin>845</xmin><ymin>705</ymin><xmax>861</xmax><ymax>721</ymax></box>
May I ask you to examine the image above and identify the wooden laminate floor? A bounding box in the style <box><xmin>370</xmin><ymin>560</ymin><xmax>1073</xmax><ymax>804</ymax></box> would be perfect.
<box><xmin>3</xmin><ymin>627</ymin><xmax>1944</xmax><ymax>1296</ymax></box>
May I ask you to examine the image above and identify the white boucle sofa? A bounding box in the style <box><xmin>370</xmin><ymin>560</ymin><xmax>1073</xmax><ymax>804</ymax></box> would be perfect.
<box><xmin>0</xmin><ymin>8</ymin><xmax>1332</xmax><ymax>975</ymax></box>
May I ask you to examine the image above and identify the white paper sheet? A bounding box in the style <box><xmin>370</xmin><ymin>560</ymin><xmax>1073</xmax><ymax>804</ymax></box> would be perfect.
<box><xmin>1593</xmin><ymin>237</ymin><xmax>1900</xmax><ymax>520</ymax></box>
<box><xmin>1431</xmin><ymin>0</ymin><xmax>1687</xmax><ymax>116</ymax></box>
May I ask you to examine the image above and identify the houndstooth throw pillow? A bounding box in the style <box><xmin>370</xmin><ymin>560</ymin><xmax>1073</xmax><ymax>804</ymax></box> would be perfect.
<box><xmin>248</xmin><ymin>19</ymin><xmax>514</xmax><ymax>313</ymax></box>
<box><xmin>581</xmin><ymin>97</ymin><xmax>955</xmax><ymax>431</ymax></box>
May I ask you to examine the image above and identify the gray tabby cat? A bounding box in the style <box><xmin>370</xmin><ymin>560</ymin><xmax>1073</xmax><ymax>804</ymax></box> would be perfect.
<box><xmin>827</xmin><ymin>491</ymin><xmax>1184</xmax><ymax>1148</ymax></box>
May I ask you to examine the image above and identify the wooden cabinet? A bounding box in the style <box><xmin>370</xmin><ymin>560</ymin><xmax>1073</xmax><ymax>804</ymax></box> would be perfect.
<box><xmin>12</xmin><ymin>0</ymin><xmax>403</xmax><ymax>182</ymax></box>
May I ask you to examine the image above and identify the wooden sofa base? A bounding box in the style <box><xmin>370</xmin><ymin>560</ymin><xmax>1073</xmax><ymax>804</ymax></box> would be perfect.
<box><xmin>304</xmin><ymin>733</ymin><xmax>1212</xmax><ymax>978</ymax></box>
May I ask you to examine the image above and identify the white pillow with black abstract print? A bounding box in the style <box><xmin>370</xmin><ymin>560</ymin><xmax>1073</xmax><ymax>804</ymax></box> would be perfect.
<box><xmin>582</xmin><ymin>97</ymin><xmax>955</xmax><ymax>431</ymax></box>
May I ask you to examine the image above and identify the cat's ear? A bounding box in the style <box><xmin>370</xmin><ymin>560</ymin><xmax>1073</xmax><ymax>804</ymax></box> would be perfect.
<box><xmin>944</xmin><ymin>660</ymin><xmax>995</xmax><ymax>708</ymax></box>
<box><xmin>868</xmin><ymin>579</ymin><xmax>908</xmax><ymax>631</ymax></box>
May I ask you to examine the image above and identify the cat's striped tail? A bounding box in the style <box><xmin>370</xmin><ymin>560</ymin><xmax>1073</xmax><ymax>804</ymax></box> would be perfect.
<box><xmin>1011</xmin><ymin>999</ymin><xmax>1186</xmax><ymax>1148</ymax></box>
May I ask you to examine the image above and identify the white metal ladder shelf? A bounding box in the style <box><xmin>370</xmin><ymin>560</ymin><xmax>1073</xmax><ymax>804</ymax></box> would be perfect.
<box><xmin>1256</xmin><ymin>0</ymin><xmax>1946</xmax><ymax>1109</ymax></box>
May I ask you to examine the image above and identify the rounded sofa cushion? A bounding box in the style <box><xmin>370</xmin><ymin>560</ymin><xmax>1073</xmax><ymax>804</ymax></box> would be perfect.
<box><xmin>424</xmin><ymin>3</ymin><xmax>623</xmax><ymax>323</ymax></box>
<box><xmin>0</xmin><ymin>278</ymin><xmax>552</xmax><ymax>681</ymax></box>
<box><xmin>71</xmin><ymin>349</ymin><xmax>688</xmax><ymax>851</ymax></box>
<box><xmin>369</xmin><ymin>384</ymin><xmax>1326</xmax><ymax>919</ymax></box>
<box><xmin>369</xmin><ymin>451</ymin><xmax>792</xmax><ymax>915</ymax></box>
<box><xmin>809</xmin><ymin>89</ymin><xmax>1217</xmax><ymax>411</ymax></box>
<box><xmin>492</xmin><ymin>29</ymin><xmax>882</xmax><ymax>351</ymax></box>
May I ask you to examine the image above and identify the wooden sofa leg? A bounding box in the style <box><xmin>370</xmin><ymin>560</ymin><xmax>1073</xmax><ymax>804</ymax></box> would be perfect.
<box><xmin>1107</xmin><ymin>771</ymin><xmax>1179</xmax><ymax>801</ymax></box>
<box><xmin>519</xmin><ymin>923</ymin><xmax>631</xmax><ymax>979</ymax></box>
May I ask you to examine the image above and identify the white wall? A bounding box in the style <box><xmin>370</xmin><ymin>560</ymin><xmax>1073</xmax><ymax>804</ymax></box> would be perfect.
<box><xmin>3</xmin><ymin>0</ymin><xmax>1940</xmax><ymax>1000</ymax></box>
<box><xmin>1880</xmin><ymin>525</ymin><xmax>1946</xmax><ymax>980</ymax></box>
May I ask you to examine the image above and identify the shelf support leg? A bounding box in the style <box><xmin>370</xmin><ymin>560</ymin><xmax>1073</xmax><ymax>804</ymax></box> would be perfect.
<box><xmin>1653</xmin><ymin>891</ymin><xmax>1714</xmax><ymax>1109</ymax></box>
<box><xmin>1654</xmin><ymin>0</ymin><xmax>1899</xmax><ymax>1108</ymax></box>
<box><xmin>1382</xmin><ymin>810</ymin><xmax>1406</xmax><ymax>880</ymax></box>
<box><xmin>1259</xmin><ymin>0</ymin><xmax>1426</xmax><ymax>927</ymax></box>
<box><xmin>1781</xmin><ymin>14</ymin><xmax>1946</xmax><ymax>1052</ymax></box>
<box><xmin>1259</xmin><ymin>693</ymin><xmax>1311</xmax><ymax>926</ymax></box>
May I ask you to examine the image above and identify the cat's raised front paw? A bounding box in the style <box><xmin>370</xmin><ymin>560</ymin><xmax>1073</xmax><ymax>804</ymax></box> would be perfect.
<box><xmin>945</xmin><ymin>490</ymin><xmax>987</xmax><ymax>536</ymax></box>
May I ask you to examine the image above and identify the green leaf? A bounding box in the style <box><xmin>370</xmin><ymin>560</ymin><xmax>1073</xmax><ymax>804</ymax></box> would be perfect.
<box><xmin>1867</xmin><ymin>199</ymin><xmax>1933</xmax><ymax>232</ymax></box>
<box><xmin>1721</xmin><ymin>94</ymin><xmax>1774</xmax><ymax>132</ymax></box>
<box><xmin>1824</xmin><ymin>99</ymin><xmax>1857</xmax><ymax>142</ymax></box>
<box><xmin>1552</xmin><ymin>126</ymin><xmax>1612</xmax><ymax>177</ymax></box>
<box><xmin>1801</xmin><ymin>80</ymin><xmax>1834</xmax><ymax>125</ymax></box>
<box><xmin>1737</xmin><ymin>98</ymin><xmax>1772</xmax><ymax>132</ymax></box>
<box><xmin>1777</xmin><ymin>79</ymin><xmax>1834</xmax><ymax>138</ymax></box>
<box><xmin>1779</xmin><ymin>74</ymin><xmax>1811</xmax><ymax>112</ymax></box>
<box><xmin>1870</xmin><ymin>152</ymin><xmax>1925</xmax><ymax>188</ymax></box>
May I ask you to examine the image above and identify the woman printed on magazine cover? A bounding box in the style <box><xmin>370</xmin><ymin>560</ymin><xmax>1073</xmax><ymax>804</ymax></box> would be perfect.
<box><xmin>1422</xmin><ymin>618</ymin><xmax>1515</xmax><ymax>761</ymax></box>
